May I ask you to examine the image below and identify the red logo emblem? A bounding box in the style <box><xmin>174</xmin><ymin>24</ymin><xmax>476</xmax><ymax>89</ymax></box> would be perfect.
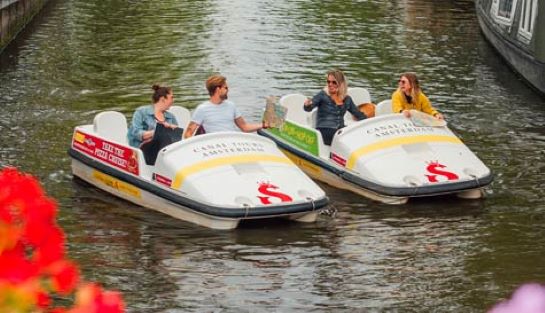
<box><xmin>257</xmin><ymin>182</ymin><xmax>293</xmax><ymax>205</ymax></box>
<box><xmin>425</xmin><ymin>161</ymin><xmax>459</xmax><ymax>183</ymax></box>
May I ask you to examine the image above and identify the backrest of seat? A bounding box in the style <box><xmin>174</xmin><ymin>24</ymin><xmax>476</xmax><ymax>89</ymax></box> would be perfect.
<box><xmin>375</xmin><ymin>99</ymin><xmax>393</xmax><ymax>116</ymax></box>
<box><xmin>348</xmin><ymin>87</ymin><xmax>371</xmax><ymax>105</ymax></box>
<box><xmin>93</xmin><ymin>111</ymin><xmax>128</xmax><ymax>144</ymax></box>
<box><xmin>168</xmin><ymin>105</ymin><xmax>191</xmax><ymax>129</ymax></box>
<box><xmin>344</xmin><ymin>87</ymin><xmax>372</xmax><ymax>126</ymax></box>
<box><xmin>279</xmin><ymin>94</ymin><xmax>310</xmax><ymax>126</ymax></box>
<box><xmin>308</xmin><ymin>108</ymin><xmax>318</xmax><ymax>128</ymax></box>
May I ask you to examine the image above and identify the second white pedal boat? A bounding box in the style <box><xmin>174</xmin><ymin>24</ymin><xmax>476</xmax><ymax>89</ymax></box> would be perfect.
<box><xmin>258</xmin><ymin>91</ymin><xmax>493</xmax><ymax>204</ymax></box>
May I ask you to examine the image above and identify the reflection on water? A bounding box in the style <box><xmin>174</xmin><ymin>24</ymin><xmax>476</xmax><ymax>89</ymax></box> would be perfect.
<box><xmin>1</xmin><ymin>0</ymin><xmax>545</xmax><ymax>312</ymax></box>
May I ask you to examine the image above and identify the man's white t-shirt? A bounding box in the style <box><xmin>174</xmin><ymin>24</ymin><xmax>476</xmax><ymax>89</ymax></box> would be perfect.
<box><xmin>191</xmin><ymin>100</ymin><xmax>242</xmax><ymax>133</ymax></box>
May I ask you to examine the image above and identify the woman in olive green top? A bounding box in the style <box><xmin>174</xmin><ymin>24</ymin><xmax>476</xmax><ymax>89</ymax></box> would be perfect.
<box><xmin>391</xmin><ymin>72</ymin><xmax>444</xmax><ymax>120</ymax></box>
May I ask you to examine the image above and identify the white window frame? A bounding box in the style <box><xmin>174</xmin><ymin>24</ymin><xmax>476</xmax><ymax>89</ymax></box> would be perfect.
<box><xmin>518</xmin><ymin>0</ymin><xmax>538</xmax><ymax>40</ymax></box>
<box><xmin>490</xmin><ymin>0</ymin><xmax>519</xmax><ymax>26</ymax></box>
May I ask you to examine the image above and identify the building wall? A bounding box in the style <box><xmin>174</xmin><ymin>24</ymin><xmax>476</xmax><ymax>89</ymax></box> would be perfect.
<box><xmin>0</xmin><ymin>0</ymin><xmax>48</xmax><ymax>53</ymax></box>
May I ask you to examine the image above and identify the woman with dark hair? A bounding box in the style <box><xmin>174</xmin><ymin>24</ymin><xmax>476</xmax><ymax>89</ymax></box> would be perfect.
<box><xmin>391</xmin><ymin>72</ymin><xmax>444</xmax><ymax>120</ymax></box>
<box><xmin>303</xmin><ymin>69</ymin><xmax>366</xmax><ymax>145</ymax></box>
<box><xmin>128</xmin><ymin>84</ymin><xmax>179</xmax><ymax>147</ymax></box>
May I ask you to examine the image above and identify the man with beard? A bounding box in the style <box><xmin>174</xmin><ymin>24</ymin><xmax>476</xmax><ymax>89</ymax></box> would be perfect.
<box><xmin>184</xmin><ymin>74</ymin><xmax>265</xmax><ymax>138</ymax></box>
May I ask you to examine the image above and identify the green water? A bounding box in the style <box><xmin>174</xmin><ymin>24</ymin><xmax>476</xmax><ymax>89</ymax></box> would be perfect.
<box><xmin>1</xmin><ymin>0</ymin><xmax>545</xmax><ymax>312</ymax></box>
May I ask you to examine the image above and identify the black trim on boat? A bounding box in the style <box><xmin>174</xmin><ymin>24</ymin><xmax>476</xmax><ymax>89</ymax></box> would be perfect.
<box><xmin>258</xmin><ymin>130</ymin><xmax>494</xmax><ymax>197</ymax></box>
<box><xmin>68</xmin><ymin>148</ymin><xmax>329</xmax><ymax>218</ymax></box>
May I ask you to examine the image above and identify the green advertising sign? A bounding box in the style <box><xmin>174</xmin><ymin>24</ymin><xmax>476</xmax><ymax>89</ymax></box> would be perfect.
<box><xmin>268</xmin><ymin>121</ymin><xmax>319</xmax><ymax>156</ymax></box>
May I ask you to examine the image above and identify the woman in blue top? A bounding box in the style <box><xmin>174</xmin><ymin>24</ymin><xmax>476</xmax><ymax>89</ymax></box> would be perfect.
<box><xmin>303</xmin><ymin>69</ymin><xmax>366</xmax><ymax>145</ymax></box>
<box><xmin>128</xmin><ymin>84</ymin><xmax>179</xmax><ymax>147</ymax></box>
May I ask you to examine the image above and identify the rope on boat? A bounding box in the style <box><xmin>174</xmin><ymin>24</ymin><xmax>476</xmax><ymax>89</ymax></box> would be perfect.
<box><xmin>243</xmin><ymin>203</ymin><xmax>250</xmax><ymax>218</ymax></box>
<box><xmin>306</xmin><ymin>197</ymin><xmax>316</xmax><ymax>211</ymax></box>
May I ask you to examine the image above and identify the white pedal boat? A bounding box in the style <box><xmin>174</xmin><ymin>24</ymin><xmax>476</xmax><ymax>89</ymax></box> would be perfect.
<box><xmin>68</xmin><ymin>107</ymin><xmax>329</xmax><ymax>229</ymax></box>
<box><xmin>258</xmin><ymin>90</ymin><xmax>493</xmax><ymax>204</ymax></box>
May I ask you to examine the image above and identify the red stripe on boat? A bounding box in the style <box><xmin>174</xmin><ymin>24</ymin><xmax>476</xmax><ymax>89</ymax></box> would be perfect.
<box><xmin>154</xmin><ymin>173</ymin><xmax>172</xmax><ymax>187</ymax></box>
<box><xmin>330</xmin><ymin>152</ymin><xmax>346</xmax><ymax>167</ymax></box>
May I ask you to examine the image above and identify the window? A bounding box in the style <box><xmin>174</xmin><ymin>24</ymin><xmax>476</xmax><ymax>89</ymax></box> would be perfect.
<box><xmin>498</xmin><ymin>0</ymin><xmax>514</xmax><ymax>18</ymax></box>
<box><xmin>519</xmin><ymin>0</ymin><xmax>538</xmax><ymax>39</ymax></box>
<box><xmin>491</xmin><ymin>0</ymin><xmax>518</xmax><ymax>25</ymax></box>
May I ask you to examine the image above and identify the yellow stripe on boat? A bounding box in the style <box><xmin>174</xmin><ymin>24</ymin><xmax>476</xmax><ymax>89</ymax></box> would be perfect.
<box><xmin>347</xmin><ymin>135</ymin><xmax>463</xmax><ymax>170</ymax></box>
<box><xmin>172</xmin><ymin>154</ymin><xmax>293</xmax><ymax>188</ymax></box>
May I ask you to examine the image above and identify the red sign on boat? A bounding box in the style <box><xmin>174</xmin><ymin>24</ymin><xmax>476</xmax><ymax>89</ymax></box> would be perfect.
<box><xmin>72</xmin><ymin>130</ymin><xmax>139</xmax><ymax>175</ymax></box>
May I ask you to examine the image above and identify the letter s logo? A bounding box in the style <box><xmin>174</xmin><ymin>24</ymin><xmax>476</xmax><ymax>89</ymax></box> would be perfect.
<box><xmin>257</xmin><ymin>182</ymin><xmax>293</xmax><ymax>205</ymax></box>
<box><xmin>425</xmin><ymin>161</ymin><xmax>459</xmax><ymax>183</ymax></box>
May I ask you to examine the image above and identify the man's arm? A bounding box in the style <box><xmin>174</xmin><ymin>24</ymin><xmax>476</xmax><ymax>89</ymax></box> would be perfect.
<box><xmin>235</xmin><ymin>116</ymin><xmax>264</xmax><ymax>133</ymax></box>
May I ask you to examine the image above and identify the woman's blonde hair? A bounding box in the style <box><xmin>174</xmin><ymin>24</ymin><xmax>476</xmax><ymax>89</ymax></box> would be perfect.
<box><xmin>399</xmin><ymin>72</ymin><xmax>421</xmax><ymax>100</ymax></box>
<box><xmin>326</xmin><ymin>69</ymin><xmax>348</xmax><ymax>100</ymax></box>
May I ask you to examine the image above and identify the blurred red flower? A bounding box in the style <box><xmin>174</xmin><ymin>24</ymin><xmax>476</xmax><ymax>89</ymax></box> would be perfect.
<box><xmin>0</xmin><ymin>167</ymin><xmax>125</xmax><ymax>313</ymax></box>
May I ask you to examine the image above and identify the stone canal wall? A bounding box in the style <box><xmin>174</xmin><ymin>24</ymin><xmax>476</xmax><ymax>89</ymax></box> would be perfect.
<box><xmin>0</xmin><ymin>0</ymin><xmax>48</xmax><ymax>53</ymax></box>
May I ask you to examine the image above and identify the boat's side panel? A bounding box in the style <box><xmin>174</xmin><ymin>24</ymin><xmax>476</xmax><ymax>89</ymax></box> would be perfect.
<box><xmin>71</xmin><ymin>127</ymin><xmax>147</xmax><ymax>178</ymax></box>
<box><xmin>71</xmin><ymin>158</ymin><xmax>241</xmax><ymax>230</ymax></box>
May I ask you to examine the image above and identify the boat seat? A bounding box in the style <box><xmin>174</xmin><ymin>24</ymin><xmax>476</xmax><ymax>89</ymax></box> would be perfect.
<box><xmin>279</xmin><ymin>94</ymin><xmax>312</xmax><ymax>127</ymax></box>
<box><xmin>375</xmin><ymin>99</ymin><xmax>393</xmax><ymax>116</ymax></box>
<box><xmin>348</xmin><ymin>87</ymin><xmax>371</xmax><ymax>105</ymax></box>
<box><xmin>168</xmin><ymin>105</ymin><xmax>191</xmax><ymax>129</ymax></box>
<box><xmin>93</xmin><ymin>111</ymin><xmax>128</xmax><ymax>145</ymax></box>
<box><xmin>309</xmin><ymin>108</ymin><xmax>318</xmax><ymax>128</ymax></box>
<box><xmin>345</xmin><ymin>87</ymin><xmax>373</xmax><ymax>126</ymax></box>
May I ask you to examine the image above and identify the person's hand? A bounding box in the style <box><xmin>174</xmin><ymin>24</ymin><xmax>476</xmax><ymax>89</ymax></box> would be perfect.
<box><xmin>167</xmin><ymin>122</ymin><xmax>178</xmax><ymax>129</ymax></box>
<box><xmin>402</xmin><ymin>110</ymin><xmax>411</xmax><ymax>118</ymax></box>
<box><xmin>303</xmin><ymin>98</ymin><xmax>312</xmax><ymax>106</ymax></box>
<box><xmin>434</xmin><ymin>113</ymin><xmax>444</xmax><ymax>120</ymax></box>
<box><xmin>142</xmin><ymin>130</ymin><xmax>154</xmax><ymax>144</ymax></box>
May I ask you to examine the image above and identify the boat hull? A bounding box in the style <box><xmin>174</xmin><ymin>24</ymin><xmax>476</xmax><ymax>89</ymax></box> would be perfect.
<box><xmin>72</xmin><ymin>158</ymin><xmax>240</xmax><ymax>229</ymax></box>
<box><xmin>258</xmin><ymin>113</ymin><xmax>493</xmax><ymax>205</ymax></box>
<box><xmin>70</xmin><ymin>151</ymin><xmax>322</xmax><ymax>229</ymax></box>
<box><xmin>69</xmin><ymin>113</ymin><xmax>329</xmax><ymax>229</ymax></box>
<box><xmin>476</xmin><ymin>1</ymin><xmax>545</xmax><ymax>95</ymax></box>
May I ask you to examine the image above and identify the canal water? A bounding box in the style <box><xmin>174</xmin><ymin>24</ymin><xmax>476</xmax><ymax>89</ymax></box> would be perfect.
<box><xmin>1</xmin><ymin>0</ymin><xmax>545</xmax><ymax>311</ymax></box>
